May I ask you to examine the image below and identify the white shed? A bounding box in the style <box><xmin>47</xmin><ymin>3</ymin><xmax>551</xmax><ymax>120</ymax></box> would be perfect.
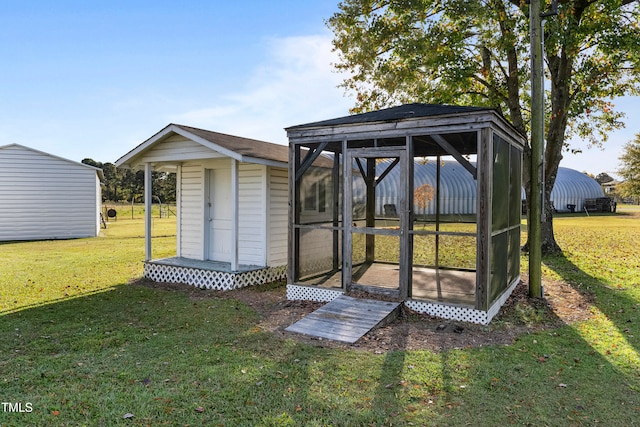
<box><xmin>115</xmin><ymin>124</ymin><xmax>289</xmax><ymax>290</ymax></box>
<box><xmin>0</xmin><ymin>144</ymin><xmax>103</xmax><ymax>241</ymax></box>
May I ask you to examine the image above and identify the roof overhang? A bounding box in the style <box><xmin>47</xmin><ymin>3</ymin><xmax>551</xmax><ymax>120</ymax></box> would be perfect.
<box><xmin>115</xmin><ymin>124</ymin><xmax>288</xmax><ymax>170</ymax></box>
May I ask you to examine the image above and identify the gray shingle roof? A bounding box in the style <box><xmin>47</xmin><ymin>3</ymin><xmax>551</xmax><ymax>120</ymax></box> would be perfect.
<box><xmin>172</xmin><ymin>124</ymin><xmax>289</xmax><ymax>165</ymax></box>
<box><xmin>286</xmin><ymin>103</ymin><xmax>494</xmax><ymax>130</ymax></box>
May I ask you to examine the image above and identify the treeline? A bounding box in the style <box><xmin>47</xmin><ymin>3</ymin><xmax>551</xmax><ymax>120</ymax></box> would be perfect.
<box><xmin>81</xmin><ymin>159</ymin><xmax>176</xmax><ymax>203</ymax></box>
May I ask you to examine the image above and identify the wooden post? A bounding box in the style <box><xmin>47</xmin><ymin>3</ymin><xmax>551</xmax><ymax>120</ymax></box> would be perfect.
<box><xmin>404</xmin><ymin>137</ymin><xmax>414</xmax><ymax>299</ymax></box>
<box><xmin>365</xmin><ymin>157</ymin><xmax>376</xmax><ymax>263</ymax></box>
<box><xmin>343</xmin><ymin>140</ymin><xmax>353</xmax><ymax>292</ymax></box>
<box><xmin>288</xmin><ymin>144</ymin><xmax>300</xmax><ymax>284</ymax></box>
<box><xmin>332</xmin><ymin>153</ymin><xmax>340</xmax><ymax>271</ymax></box>
<box><xmin>144</xmin><ymin>162</ymin><xmax>153</xmax><ymax>261</ymax></box>
<box><xmin>435</xmin><ymin>155</ymin><xmax>441</xmax><ymax>269</ymax></box>
<box><xmin>476</xmin><ymin>128</ymin><xmax>492</xmax><ymax>310</ymax></box>
<box><xmin>529</xmin><ymin>0</ymin><xmax>544</xmax><ymax>298</ymax></box>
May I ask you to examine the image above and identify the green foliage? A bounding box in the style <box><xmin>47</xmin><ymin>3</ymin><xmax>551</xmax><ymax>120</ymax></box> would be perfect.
<box><xmin>82</xmin><ymin>159</ymin><xmax>176</xmax><ymax>203</ymax></box>
<box><xmin>327</xmin><ymin>0</ymin><xmax>640</xmax><ymax>141</ymax></box>
<box><xmin>617</xmin><ymin>132</ymin><xmax>640</xmax><ymax>199</ymax></box>
<box><xmin>327</xmin><ymin>0</ymin><xmax>640</xmax><ymax>251</ymax></box>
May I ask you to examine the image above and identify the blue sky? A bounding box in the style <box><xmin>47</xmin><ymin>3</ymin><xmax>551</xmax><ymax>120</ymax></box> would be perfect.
<box><xmin>0</xmin><ymin>1</ymin><xmax>636</xmax><ymax>178</ymax></box>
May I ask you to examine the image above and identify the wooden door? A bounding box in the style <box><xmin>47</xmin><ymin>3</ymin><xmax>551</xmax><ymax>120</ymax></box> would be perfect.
<box><xmin>344</xmin><ymin>148</ymin><xmax>410</xmax><ymax>299</ymax></box>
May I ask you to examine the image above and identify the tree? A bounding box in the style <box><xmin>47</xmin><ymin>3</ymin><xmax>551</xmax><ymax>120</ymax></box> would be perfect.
<box><xmin>327</xmin><ymin>0</ymin><xmax>640</xmax><ymax>254</ymax></box>
<box><xmin>414</xmin><ymin>183</ymin><xmax>435</xmax><ymax>221</ymax></box>
<box><xmin>595</xmin><ymin>172</ymin><xmax>615</xmax><ymax>184</ymax></box>
<box><xmin>617</xmin><ymin>133</ymin><xmax>640</xmax><ymax>199</ymax></box>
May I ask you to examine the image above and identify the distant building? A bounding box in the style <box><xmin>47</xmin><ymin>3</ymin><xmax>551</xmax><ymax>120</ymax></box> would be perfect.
<box><xmin>365</xmin><ymin>160</ymin><xmax>604</xmax><ymax>215</ymax></box>
<box><xmin>0</xmin><ymin>144</ymin><xmax>103</xmax><ymax>241</ymax></box>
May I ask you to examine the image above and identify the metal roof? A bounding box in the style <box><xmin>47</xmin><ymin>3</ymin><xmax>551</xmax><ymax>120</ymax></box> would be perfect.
<box><xmin>0</xmin><ymin>143</ymin><xmax>104</xmax><ymax>180</ymax></box>
<box><xmin>365</xmin><ymin>160</ymin><xmax>604</xmax><ymax>215</ymax></box>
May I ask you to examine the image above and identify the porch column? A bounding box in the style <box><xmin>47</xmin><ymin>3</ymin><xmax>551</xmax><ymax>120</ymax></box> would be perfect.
<box><xmin>176</xmin><ymin>164</ymin><xmax>182</xmax><ymax>257</ymax></box>
<box><xmin>231</xmin><ymin>159</ymin><xmax>239</xmax><ymax>271</ymax></box>
<box><xmin>144</xmin><ymin>162</ymin><xmax>153</xmax><ymax>261</ymax></box>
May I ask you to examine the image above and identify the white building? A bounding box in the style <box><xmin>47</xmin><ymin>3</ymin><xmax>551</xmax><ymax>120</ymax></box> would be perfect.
<box><xmin>0</xmin><ymin>144</ymin><xmax>103</xmax><ymax>241</ymax></box>
<box><xmin>115</xmin><ymin>124</ymin><xmax>289</xmax><ymax>290</ymax></box>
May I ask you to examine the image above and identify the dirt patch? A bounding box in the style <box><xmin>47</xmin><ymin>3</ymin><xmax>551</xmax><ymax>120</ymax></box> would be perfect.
<box><xmin>138</xmin><ymin>276</ymin><xmax>594</xmax><ymax>353</ymax></box>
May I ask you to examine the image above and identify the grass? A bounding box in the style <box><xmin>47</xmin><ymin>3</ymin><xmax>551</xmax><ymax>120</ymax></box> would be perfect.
<box><xmin>1</xmin><ymin>206</ymin><xmax>639</xmax><ymax>425</ymax></box>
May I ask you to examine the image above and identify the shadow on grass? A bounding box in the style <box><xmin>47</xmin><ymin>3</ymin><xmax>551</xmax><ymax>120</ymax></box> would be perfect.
<box><xmin>543</xmin><ymin>252</ymin><xmax>640</xmax><ymax>357</ymax></box>
<box><xmin>2</xmin><ymin>273</ymin><xmax>638</xmax><ymax>426</ymax></box>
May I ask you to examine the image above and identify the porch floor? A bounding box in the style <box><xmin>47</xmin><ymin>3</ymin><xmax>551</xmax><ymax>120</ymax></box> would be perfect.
<box><xmin>299</xmin><ymin>262</ymin><xmax>476</xmax><ymax>306</ymax></box>
<box><xmin>147</xmin><ymin>257</ymin><xmax>265</xmax><ymax>273</ymax></box>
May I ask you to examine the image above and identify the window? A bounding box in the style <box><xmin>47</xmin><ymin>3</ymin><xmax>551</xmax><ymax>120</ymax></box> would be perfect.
<box><xmin>304</xmin><ymin>182</ymin><xmax>317</xmax><ymax>211</ymax></box>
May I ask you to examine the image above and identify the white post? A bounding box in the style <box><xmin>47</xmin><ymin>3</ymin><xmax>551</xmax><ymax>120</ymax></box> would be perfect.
<box><xmin>144</xmin><ymin>162</ymin><xmax>153</xmax><ymax>261</ymax></box>
<box><xmin>231</xmin><ymin>159</ymin><xmax>239</xmax><ymax>271</ymax></box>
<box><xmin>176</xmin><ymin>164</ymin><xmax>182</xmax><ymax>258</ymax></box>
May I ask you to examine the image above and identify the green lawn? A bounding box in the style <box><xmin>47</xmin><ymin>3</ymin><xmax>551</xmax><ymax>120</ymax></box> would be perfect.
<box><xmin>1</xmin><ymin>207</ymin><xmax>639</xmax><ymax>426</ymax></box>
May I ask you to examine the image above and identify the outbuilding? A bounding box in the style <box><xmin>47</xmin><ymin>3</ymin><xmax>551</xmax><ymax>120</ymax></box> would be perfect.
<box><xmin>0</xmin><ymin>144</ymin><xmax>103</xmax><ymax>241</ymax></box>
<box><xmin>115</xmin><ymin>124</ymin><xmax>289</xmax><ymax>290</ymax></box>
<box><xmin>286</xmin><ymin>103</ymin><xmax>525</xmax><ymax>324</ymax></box>
<box><xmin>366</xmin><ymin>160</ymin><xmax>605</xmax><ymax>215</ymax></box>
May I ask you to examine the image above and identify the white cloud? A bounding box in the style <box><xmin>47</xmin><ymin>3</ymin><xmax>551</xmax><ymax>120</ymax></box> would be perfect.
<box><xmin>172</xmin><ymin>32</ymin><xmax>354</xmax><ymax>145</ymax></box>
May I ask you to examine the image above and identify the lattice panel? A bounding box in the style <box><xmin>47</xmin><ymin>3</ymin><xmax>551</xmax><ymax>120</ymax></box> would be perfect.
<box><xmin>144</xmin><ymin>263</ymin><xmax>287</xmax><ymax>291</ymax></box>
<box><xmin>286</xmin><ymin>284</ymin><xmax>343</xmax><ymax>302</ymax></box>
<box><xmin>404</xmin><ymin>300</ymin><xmax>489</xmax><ymax>324</ymax></box>
<box><xmin>285</xmin><ymin>277</ymin><xmax>520</xmax><ymax>325</ymax></box>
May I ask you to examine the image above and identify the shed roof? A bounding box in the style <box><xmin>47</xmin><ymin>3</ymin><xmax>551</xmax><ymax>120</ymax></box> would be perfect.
<box><xmin>0</xmin><ymin>143</ymin><xmax>104</xmax><ymax>180</ymax></box>
<box><xmin>115</xmin><ymin>124</ymin><xmax>290</xmax><ymax>169</ymax></box>
<box><xmin>286</xmin><ymin>103</ymin><xmax>495</xmax><ymax>130</ymax></box>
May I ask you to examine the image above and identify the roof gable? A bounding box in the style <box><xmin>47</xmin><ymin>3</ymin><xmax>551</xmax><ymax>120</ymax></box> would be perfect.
<box><xmin>115</xmin><ymin>124</ymin><xmax>289</xmax><ymax>168</ymax></box>
<box><xmin>0</xmin><ymin>143</ymin><xmax>104</xmax><ymax>179</ymax></box>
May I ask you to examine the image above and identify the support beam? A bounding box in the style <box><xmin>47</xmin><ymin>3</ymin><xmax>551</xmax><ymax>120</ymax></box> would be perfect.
<box><xmin>295</xmin><ymin>141</ymin><xmax>329</xmax><ymax>182</ymax></box>
<box><xmin>332</xmin><ymin>153</ymin><xmax>340</xmax><ymax>271</ymax></box>
<box><xmin>365</xmin><ymin>158</ymin><xmax>376</xmax><ymax>263</ymax></box>
<box><xmin>144</xmin><ymin>162</ymin><xmax>153</xmax><ymax>261</ymax></box>
<box><xmin>231</xmin><ymin>159</ymin><xmax>239</xmax><ymax>271</ymax></box>
<box><xmin>355</xmin><ymin>157</ymin><xmax>367</xmax><ymax>180</ymax></box>
<box><xmin>375</xmin><ymin>158</ymin><xmax>400</xmax><ymax>187</ymax></box>
<box><xmin>176</xmin><ymin>164</ymin><xmax>182</xmax><ymax>257</ymax></box>
<box><xmin>431</xmin><ymin>135</ymin><xmax>477</xmax><ymax>179</ymax></box>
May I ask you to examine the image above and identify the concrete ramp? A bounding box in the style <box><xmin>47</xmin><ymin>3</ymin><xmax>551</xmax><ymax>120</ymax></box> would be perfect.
<box><xmin>285</xmin><ymin>295</ymin><xmax>401</xmax><ymax>344</ymax></box>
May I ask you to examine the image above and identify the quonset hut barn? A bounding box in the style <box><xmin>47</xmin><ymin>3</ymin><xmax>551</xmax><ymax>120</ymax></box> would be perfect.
<box><xmin>369</xmin><ymin>160</ymin><xmax>604</xmax><ymax>216</ymax></box>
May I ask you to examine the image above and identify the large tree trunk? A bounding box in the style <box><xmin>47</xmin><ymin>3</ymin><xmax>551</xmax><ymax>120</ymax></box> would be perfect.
<box><xmin>522</xmin><ymin>145</ymin><xmax>563</xmax><ymax>255</ymax></box>
<box><xmin>541</xmin><ymin>176</ymin><xmax>562</xmax><ymax>254</ymax></box>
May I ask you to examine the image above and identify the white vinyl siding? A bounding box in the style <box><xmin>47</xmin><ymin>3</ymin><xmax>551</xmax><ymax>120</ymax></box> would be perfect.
<box><xmin>137</xmin><ymin>134</ymin><xmax>225</xmax><ymax>163</ymax></box>
<box><xmin>123</xmin><ymin>131</ymin><xmax>291</xmax><ymax>271</ymax></box>
<box><xmin>238</xmin><ymin>164</ymin><xmax>267</xmax><ymax>266</ymax></box>
<box><xmin>0</xmin><ymin>145</ymin><xmax>101</xmax><ymax>241</ymax></box>
<box><xmin>267</xmin><ymin>167</ymin><xmax>288</xmax><ymax>266</ymax></box>
<box><xmin>178</xmin><ymin>162</ymin><xmax>205</xmax><ymax>259</ymax></box>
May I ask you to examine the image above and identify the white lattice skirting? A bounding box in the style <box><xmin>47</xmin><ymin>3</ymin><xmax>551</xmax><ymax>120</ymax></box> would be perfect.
<box><xmin>145</xmin><ymin>263</ymin><xmax>287</xmax><ymax>291</ymax></box>
<box><xmin>287</xmin><ymin>276</ymin><xmax>519</xmax><ymax>325</ymax></box>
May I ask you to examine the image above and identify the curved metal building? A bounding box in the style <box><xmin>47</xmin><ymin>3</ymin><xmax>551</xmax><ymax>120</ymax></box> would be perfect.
<box><xmin>370</xmin><ymin>160</ymin><xmax>603</xmax><ymax>215</ymax></box>
<box><xmin>548</xmin><ymin>167</ymin><xmax>605</xmax><ymax>212</ymax></box>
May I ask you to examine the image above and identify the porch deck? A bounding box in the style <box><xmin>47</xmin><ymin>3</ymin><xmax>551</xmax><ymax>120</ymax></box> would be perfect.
<box><xmin>144</xmin><ymin>257</ymin><xmax>287</xmax><ymax>291</ymax></box>
<box><xmin>147</xmin><ymin>257</ymin><xmax>265</xmax><ymax>273</ymax></box>
<box><xmin>298</xmin><ymin>262</ymin><xmax>476</xmax><ymax>306</ymax></box>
